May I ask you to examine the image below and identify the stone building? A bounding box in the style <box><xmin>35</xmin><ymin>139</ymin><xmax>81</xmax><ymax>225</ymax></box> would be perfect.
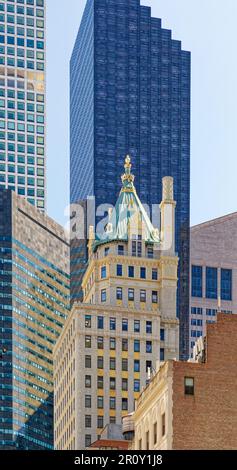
<box><xmin>54</xmin><ymin>156</ymin><xmax>179</xmax><ymax>450</ymax></box>
<box><xmin>133</xmin><ymin>314</ymin><xmax>237</xmax><ymax>450</ymax></box>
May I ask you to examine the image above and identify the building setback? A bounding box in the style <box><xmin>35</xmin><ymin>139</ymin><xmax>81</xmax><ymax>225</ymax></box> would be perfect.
<box><xmin>132</xmin><ymin>314</ymin><xmax>237</xmax><ymax>450</ymax></box>
<box><xmin>0</xmin><ymin>0</ymin><xmax>46</xmax><ymax>211</ymax></box>
<box><xmin>70</xmin><ymin>0</ymin><xmax>191</xmax><ymax>359</ymax></box>
<box><xmin>0</xmin><ymin>189</ymin><xmax>70</xmax><ymax>450</ymax></box>
<box><xmin>190</xmin><ymin>213</ymin><xmax>237</xmax><ymax>356</ymax></box>
<box><xmin>54</xmin><ymin>157</ymin><xmax>179</xmax><ymax>450</ymax></box>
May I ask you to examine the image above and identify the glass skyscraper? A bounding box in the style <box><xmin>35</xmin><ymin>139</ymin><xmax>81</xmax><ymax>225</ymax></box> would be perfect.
<box><xmin>70</xmin><ymin>0</ymin><xmax>190</xmax><ymax>359</ymax></box>
<box><xmin>0</xmin><ymin>0</ymin><xmax>46</xmax><ymax>211</ymax></box>
<box><xmin>0</xmin><ymin>189</ymin><xmax>70</xmax><ymax>449</ymax></box>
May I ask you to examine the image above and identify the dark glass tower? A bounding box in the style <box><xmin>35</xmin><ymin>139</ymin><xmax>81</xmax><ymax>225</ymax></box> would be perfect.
<box><xmin>70</xmin><ymin>0</ymin><xmax>191</xmax><ymax>359</ymax></box>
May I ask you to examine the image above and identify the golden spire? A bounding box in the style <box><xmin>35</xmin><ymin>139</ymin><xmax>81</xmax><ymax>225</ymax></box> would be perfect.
<box><xmin>121</xmin><ymin>155</ymin><xmax>135</xmax><ymax>191</ymax></box>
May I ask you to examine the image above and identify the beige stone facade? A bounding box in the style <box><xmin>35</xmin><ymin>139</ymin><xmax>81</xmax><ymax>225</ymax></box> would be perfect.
<box><xmin>54</xmin><ymin>158</ymin><xmax>179</xmax><ymax>450</ymax></box>
<box><xmin>190</xmin><ymin>213</ymin><xmax>237</xmax><ymax>356</ymax></box>
<box><xmin>133</xmin><ymin>314</ymin><xmax>237</xmax><ymax>450</ymax></box>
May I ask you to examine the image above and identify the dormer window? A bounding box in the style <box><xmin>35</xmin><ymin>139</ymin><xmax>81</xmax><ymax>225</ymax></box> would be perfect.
<box><xmin>132</xmin><ymin>235</ymin><xmax>142</xmax><ymax>257</ymax></box>
<box><xmin>105</xmin><ymin>247</ymin><xmax>109</xmax><ymax>257</ymax></box>
<box><xmin>118</xmin><ymin>245</ymin><xmax>124</xmax><ymax>256</ymax></box>
<box><xmin>147</xmin><ymin>246</ymin><xmax>154</xmax><ymax>259</ymax></box>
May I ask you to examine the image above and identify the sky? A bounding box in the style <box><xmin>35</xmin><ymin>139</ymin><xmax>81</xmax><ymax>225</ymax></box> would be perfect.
<box><xmin>46</xmin><ymin>0</ymin><xmax>237</xmax><ymax>227</ymax></box>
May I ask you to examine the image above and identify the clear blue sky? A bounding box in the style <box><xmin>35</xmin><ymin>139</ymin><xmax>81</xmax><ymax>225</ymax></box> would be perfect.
<box><xmin>46</xmin><ymin>0</ymin><xmax>237</xmax><ymax>227</ymax></box>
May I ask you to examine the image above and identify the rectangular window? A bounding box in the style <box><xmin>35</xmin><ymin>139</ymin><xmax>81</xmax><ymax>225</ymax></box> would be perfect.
<box><xmin>146</xmin><ymin>360</ymin><xmax>152</xmax><ymax>372</ymax></box>
<box><xmin>140</xmin><ymin>290</ymin><xmax>146</xmax><ymax>302</ymax></box>
<box><xmin>105</xmin><ymin>247</ymin><xmax>109</xmax><ymax>257</ymax></box>
<box><xmin>110</xmin><ymin>317</ymin><xmax>116</xmax><ymax>331</ymax></box>
<box><xmin>85</xmin><ymin>375</ymin><xmax>91</xmax><ymax>388</ymax></box>
<box><xmin>110</xmin><ymin>377</ymin><xmax>116</xmax><ymax>390</ymax></box>
<box><xmin>85</xmin><ymin>356</ymin><xmax>91</xmax><ymax>368</ymax></box>
<box><xmin>146</xmin><ymin>341</ymin><xmax>152</xmax><ymax>353</ymax></box>
<box><xmin>85</xmin><ymin>415</ymin><xmax>91</xmax><ymax>428</ymax></box>
<box><xmin>160</xmin><ymin>348</ymin><xmax>165</xmax><ymax>361</ymax></box>
<box><xmin>97</xmin><ymin>336</ymin><xmax>104</xmax><ymax>349</ymax></box>
<box><xmin>110</xmin><ymin>338</ymin><xmax>116</xmax><ymax>350</ymax></box>
<box><xmin>101</xmin><ymin>289</ymin><xmax>106</xmax><ymax>302</ymax></box>
<box><xmin>162</xmin><ymin>413</ymin><xmax>166</xmax><ymax>437</ymax></box>
<box><xmin>134</xmin><ymin>380</ymin><xmax>140</xmax><ymax>392</ymax></box>
<box><xmin>122</xmin><ymin>338</ymin><xmax>128</xmax><ymax>351</ymax></box>
<box><xmin>154</xmin><ymin>422</ymin><xmax>157</xmax><ymax>445</ymax></box>
<box><xmin>160</xmin><ymin>329</ymin><xmax>165</xmax><ymax>341</ymax></box>
<box><xmin>116</xmin><ymin>287</ymin><xmax>123</xmax><ymax>300</ymax></box>
<box><xmin>192</xmin><ymin>265</ymin><xmax>203</xmax><ymax>297</ymax></box>
<box><xmin>146</xmin><ymin>321</ymin><xmax>152</xmax><ymax>334</ymax></box>
<box><xmin>152</xmin><ymin>268</ymin><xmax>158</xmax><ymax>280</ymax></box>
<box><xmin>85</xmin><ymin>395</ymin><xmax>91</xmax><ymax>408</ymax></box>
<box><xmin>118</xmin><ymin>245</ymin><xmax>124</xmax><ymax>256</ymax></box>
<box><xmin>85</xmin><ymin>336</ymin><xmax>91</xmax><ymax>348</ymax></box>
<box><xmin>97</xmin><ymin>376</ymin><xmax>103</xmax><ymax>389</ymax></box>
<box><xmin>206</xmin><ymin>267</ymin><xmax>218</xmax><ymax>299</ymax></box>
<box><xmin>122</xmin><ymin>398</ymin><xmax>128</xmax><ymax>411</ymax></box>
<box><xmin>128</xmin><ymin>288</ymin><xmax>134</xmax><ymax>301</ymax></box>
<box><xmin>85</xmin><ymin>435</ymin><xmax>91</xmax><ymax>448</ymax></box>
<box><xmin>101</xmin><ymin>266</ymin><xmax>106</xmax><ymax>279</ymax></box>
<box><xmin>134</xmin><ymin>320</ymin><xmax>140</xmax><ymax>333</ymax></box>
<box><xmin>97</xmin><ymin>316</ymin><xmax>104</xmax><ymax>329</ymax></box>
<box><xmin>139</xmin><ymin>439</ymin><xmax>142</xmax><ymax>450</ymax></box>
<box><xmin>134</xmin><ymin>340</ymin><xmax>140</xmax><ymax>352</ymax></box>
<box><xmin>117</xmin><ymin>264</ymin><xmax>123</xmax><ymax>276</ymax></box>
<box><xmin>128</xmin><ymin>266</ymin><xmax>134</xmax><ymax>278</ymax></box>
<box><xmin>110</xmin><ymin>357</ymin><xmax>116</xmax><ymax>370</ymax></box>
<box><xmin>122</xmin><ymin>319</ymin><xmax>128</xmax><ymax>331</ymax></box>
<box><xmin>122</xmin><ymin>378</ymin><xmax>128</xmax><ymax>391</ymax></box>
<box><xmin>110</xmin><ymin>397</ymin><xmax>116</xmax><ymax>410</ymax></box>
<box><xmin>97</xmin><ymin>396</ymin><xmax>104</xmax><ymax>409</ymax></box>
<box><xmin>147</xmin><ymin>247</ymin><xmax>154</xmax><ymax>259</ymax></box>
<box><xmin>97</xmin><ymin>356</ymin><xmax>104</xmax><ymax>369</ymax></box>
<box><xmin>122</xmin><ymin>358</ymin><xmax>128</xmax><ymax>371</ymax></box>
<box><xmin>85</xmin><ymin>315</ymin><xmax>91</xmax><ymax>328</ymax></box>
<box><xmin>184</xmin><ymin>377</ymin><xmax>194</xmax><ymax>395</ymax></box>
<box><xmin>152</xmin><ymin>291</ymin><xmax>158</xmax><ymax>304</ymax></box>
<box><xmin>134</xmin><ymin>360</ymin><xmax>140</xmax><ymax>373</ymax></box>
<box><xmin>221</xmin><ymin>269</ymin><xmax>232</xmax><ymax>301</ymax></box>
<box><xmin>97</xmin><ymin>416</ymin><xmax>104</xmax><ymax>429</ymax></box>
<box><xmin>140</xmin><ymin>267</ymin><xmax>146</xmax><ymax>279</ymax></box>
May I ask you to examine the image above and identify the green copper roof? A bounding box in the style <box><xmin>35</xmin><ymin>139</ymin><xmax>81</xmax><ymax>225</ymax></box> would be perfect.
<box><xmin>93</xmin><ymin>156</ymin><xmax>160</xmax><ymax>250</ymax></box>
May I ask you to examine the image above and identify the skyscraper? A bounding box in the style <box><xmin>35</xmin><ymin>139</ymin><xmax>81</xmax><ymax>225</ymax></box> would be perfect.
<box><xmin>70</xmin><ymin>0</ymin><xmax>190</xmax><ymax>359</ymax></box>
<box><xmin>0</xmin><ymin>189</ymin><xmax>70</xmax><ymax>450</ymax></box>
<box><xmin>0</xmin><ymin>0</ymin><xmax>46</xmax><ymax>211</ymax></box>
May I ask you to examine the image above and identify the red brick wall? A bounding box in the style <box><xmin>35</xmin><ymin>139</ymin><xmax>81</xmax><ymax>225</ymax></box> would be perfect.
<box><xmin>172</xmin><ymin>314</ymin><xmax>237</xmax><ymax>450</ymax></box>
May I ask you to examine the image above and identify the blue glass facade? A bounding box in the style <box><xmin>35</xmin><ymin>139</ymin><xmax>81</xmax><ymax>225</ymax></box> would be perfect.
<box><xmin>70</xmin><ymin>0</ymin><xmax>191</xmax><ymax>359</ymax></box>
<box><xmin>0</xmin><ymin>189</ymin><xmax>70</xmax><ymax>450</ymax></box>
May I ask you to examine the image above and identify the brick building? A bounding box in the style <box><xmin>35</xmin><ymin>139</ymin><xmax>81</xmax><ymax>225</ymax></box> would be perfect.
<box><xmin>133</xmin><ymin>314</ymin><xmax>237</xmax><ymax>450</ymax></box>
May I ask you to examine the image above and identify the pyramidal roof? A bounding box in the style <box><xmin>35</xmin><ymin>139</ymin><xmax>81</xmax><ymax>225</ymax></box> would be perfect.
<box><xmin>94</xmin><ymin>156</ymin><xmax>160</xmax><ymax>250</ymax></box>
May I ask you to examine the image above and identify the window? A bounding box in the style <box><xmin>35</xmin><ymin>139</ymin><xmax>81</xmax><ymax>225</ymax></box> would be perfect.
<box><xmin>101</xmin><ymin>266</ymin><xmax>106</xmax><ymax>279</ymax></box>
<box><xmin>147</xmin><ymin>247</ymin><xmax>154</xmax><ymax>259</ymax></box>
<box><xmin>110</xmin><ymin>397</ymin><xmax>116</xmax><ymax>410</ymax></box>
<box><xmin>128</xmin><ymin>266</ymin><xmax>134</xmax><ymax>278</ymax></box>
<box><xmin>85</xmin><ymin>336</ymin><xmax>91</xmax><ymax>348</ymax></box>
<box><xmin>152</xmin><ymin>291</ymin><xmax>158</xmax><ymax>304</ymax></box>
<box><xmin>118</xmin><ymin>245</ymin><xmax>124</xmax><ymax>256</ymax></box>
<box><xmin>117</xmin><ymin>264</ymin><xmax>123</xmax><ymax>276</ymax></box>
<box><xmin>85</xmin><ymin>315</ymin><xmax>92</xmax><ymax>328</ymax></box>
<box><xmin>184</xmin><ymin>377</ymin><xmax>194</xmax><ymax>395</ymax></box>
<box><xmin>122</xmin><ymin>338</ymin><xmax>128</xmax><ymax>351</ymax></box>
<box><xmin>97</xmin><ymin>356</ymin><xmax>104</xmax><ymax>369</ymax></box>
<box><xmin>110</xmin><ymin>416</ymin><xmax>116</xmax><ymax>424</ymax></box>
<box><xmin>162</xmin><ymin>413</ymin><xmax>166</xmax><ymax>437</ymax></box>
<box><xmin>98</xmin><ymin>376</ymin><xmax>103</xmax><ymax>389</ymax></box>
<box><xmin>85</xmin><ymin>415</ymin><xmax>91</xmax><ymax>428</ymax></box>
<box><xmin>110</xmin><ymin>377</ymin><xmax>116</xmax><ymax>390</ymax></box>
<box><xmin>85</xmin><ymin>435</ymin><xmax>91</xmax><ymax>448</ymax></box>
<box><xmin>98</xmin><ymin>317</ymin><xmax>104</xmax><ymax>329</ymax></box>
<box><xmin>160</xmin><ymin>329</ymin><xmax>165</xmax><ymax>341</ymax></box>
<box><xmin>97</xmin><ymin>336</ymin><xmax>104</xmax><ymax>349</ymax></box>
<box><xmin>146</xmin><ymin>321</ymin><xmax>152</xmax><ymax>334</ymax></box>
<box><xmin>85</xmin><ymin>395</ymin><xmax>91</xmax><ymax>408</ymax></box>
<box><xmin>140</xmin><ymin>290</ymin><xmax>146</xmax><ymax>302</ymax></box>
<box><xmin>134</xmin><ymin>340</ymin><xmax>140</xmax><ymax>352</ymax></box>
<box><xmin>221</xmin><ymin>269</ymin><xmax>232</xmax><ymax>301</ymax></box>
<box><xmin>134</xmin><ymin>359</ymin><xmax>140</xmax><ymax>372</ymax></box>
<box><xmin>134</xmin><ymin>380</ymin><xmax>140</xmax><ymax>392</ymax></box>
<box><xmin>146</xmin><ymin>431</ymin><xmax>149</xmax><ymax>450</ymax></box>
<box><xmin>152</xmin><ymin>268</ymin><xmax>158</xmax><ymax>280</ymax></box>
<box><xmin>85</xmin><ymin>375</ymin><xmax>91</xmax><ymax>388</ymax></box>
<box><xmin>128</xmin><ymin>288</ymin><xmax>134</xmax><ymax>301</ymax></box>
<box><xmin>192</xmin><ymin>265</ymin><xmax>203</xmax><ymax>297</ymax></box>
<box><xmin>140</xmin><ymin>267</ymin><xmax>146</xmax><ymax>279</ymax></box>
<box><xmin>146</xmin><ymin>360</ymin><xmax>152</xmax><ymax>372</ymax></box>
<box><xmin>85</xmin><ymin>356</ymin><xmax>91</xmax><ymax>368</ymax></box>
<box><xmin>206</xmin><ymin>267</ymin><xmax>218</xmax><ymax>299</ymax></box>
<box><xmin>101</xmin><ymin>289</ymin><xmax>106</xmax><ymax>302</ymax></box>
<box><xmin>110</xmin><ymin>357</ymin><xmax>116</xmax><ymax>370</ymax></box>
<box><xmin>122</xmin><ymin>378</ymin><xmax>128</xmax><ymax>391</ymax></box>
<box><xmin>122</xmin><ymin>319</ymin><xmax>128</xmax><ymax>331</ymax></box>
<box><xmin>122</xmin><ymin>358</ymin><xmax>128</xmax><ymax>371</ymax></box>
<box><xmin>154</xmin><ymin>422</ymin><xmax>157</xmax><ymax>445</ymax></box>
<box><xmin>97</xmin><ymin>396</ymin><xmax>103</xmax><ymax>409</ymax></box>
<box><xmin>110</xmin><ymin>338</ymin><xmax>116</xmax><ymax>350</ymax></box>
<box><xmin>105</xmin><ymin>247</ymin><xmax>109</xmax><ymax>257</ymax></box>
<box><xmin>110</xmin><ymin>318</ymin><xmax>116</xmax><ymax>331</ymax></box>
<box><xmin>98</xmin><ymin>416</ymin><xmax>104</xmax><ymax>429</ymax></box>
<box><xmin>139</xmin><ymin>439</ymin><xmax>142</xmax><ymax>450</ymax></box>
<box><xmin>122</xmin><ymin>398</ymin><xmax>128</xmax><ymax>411</ymax></box>
<box><xmin>134</xmin><ymin>320</ymin><xmax>140</xmax><ymax>333</ymax></box>
<box><xmin>146</xmin><ymin>341</ymin><xmax>152</xmax><ymax>353</ymax></box>
<box><xmin>116</xmin><ymin>287</ymin><xmax>123</xmax><ymax>300</ymax></box>
<box><xmin>160</xmin><ymin>348</ymin><xmax>165</xmax><ymax>361</ymax></box>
